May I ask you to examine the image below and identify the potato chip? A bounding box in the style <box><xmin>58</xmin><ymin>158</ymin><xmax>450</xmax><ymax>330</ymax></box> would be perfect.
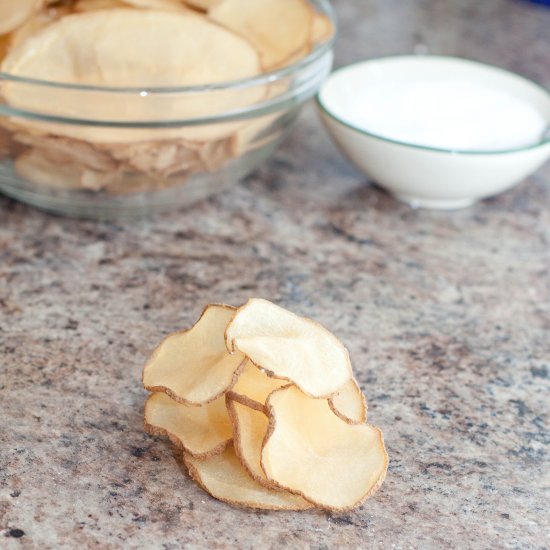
<box><xmin>0</xmin><ymin>0</ymin><xmax>44</xmax><ymax>36</ymax></box>
<box><xmin>183</xmin><ymin>0</ymin><xmax>220</xmax><ymax>10</ymax></box>
<box><xmin>108</xmin><ymin>139</ymin><xmax>199</xmax><ymax>177</ymax></box>
<box><xmin>328</xmin><ymin>378</ymin><xmax>367</xmax><ymax>424</ymax></box>
<box><xmin>311</xmin><ymin>12</ymin><xmax>334</xmax><ymax>44</ymax></box>
<box><xmin>0</xmin><ymin>34</ymin><xmax>10</xmax><ymax>63</ymax></box>
<box><xmin>230</xmin><ymin>361</ymin><xmax>286</xmax><ymax>406</ymax></box>
<box><xmin>103</xmin><ymin>170</ymin><xmax>173</xmax><ymax>195</ymax></box>
<box><xmin>1</xmin><ymin>9</ymin><xmax>263</xmax><ymax>142</ymax></box>
<box><xmin>225</xmin><ymin>299</ymin><xmax>352</xmax><ymax>398</ymax></box>
<box><xmin>15</xmin><ymin>149</ymin><xmax>119</xmax><ymax>190</ymax></box>
<box><xmin>226</xmin><ymin>395</ymin><xmax>275</xmax><ymax>487</ymax></box>
<box><xmin>9</xmin><ymin>3</ymin><xmax>71</xmax><ymax>49</ymax></box>
<box><xmin>142</xmin><ymin>304</ymin><xmax>247</xmax><ymax>405</ymax></box>
<box><xmin>74</xmin><ymin>0</ymin><xmax>129</xmax><ymax>11</ymax></box>
<box><xmin>15</xmin><ymin>131</ymin><xmax>118</xmax><ymax>172</ymax></box>
<box><xmin>145</xmin><ymin>392</ymin><xmax>232</xmax><ymax>458</ymax></box>
<box><xmin>209</xmin><ymin>0</ymin><xmax>313</xmax><ymax>70</ymax></box>
<box><xmin>122</xmin><ymin>0</ymin><xmax>194</xmax><ymax>11</ymax></box>
<box><xmin>262</xmin><ymin>385</ymin><xmax>388</xmax><ymax>511</ymax></box>
<box><xmin>184</xmin><ymin>444</ymin><xmax>312</xmax><ymax>510</ymax></box>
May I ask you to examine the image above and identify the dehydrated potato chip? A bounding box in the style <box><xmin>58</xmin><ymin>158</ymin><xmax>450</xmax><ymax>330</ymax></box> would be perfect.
<box><xmin>1</xmin><ymin>9</ymin><xmax>263</xmax><ymax>142</ymax></box>
<box><xmin>184</xmin><ymin>444</ymin><xmax>312</xmax><ymax>510</ymax></box>
<box><xmin>108</xmin><ymin>138</ymin><xmax>199</xmax><ymax>177</ymax></box>
<box><xmin>143</xmin><ymin>304</ymin><xmax>247</xmax><ymax>405</ymax></box>
<box><xmin>9</xmin><ymin>8</ymin><xmax>70</xmax><ymax>50</ymax></box>
<box><xmin>226</xmin><ymin>395</ymin><xmax>275</xmax><ymax>487</ymax></box>
<box><xmin>15</xmin><ymin>131</ymin><xmax>118</xmax><ymax>172</ymax></box>
<box><xmin>74</xmin><ymin>0</ymin><xmax>129</xmax><ymax>11</ymax></box>
<box><xmin>15</xmin><ymin>149</ymin><xmax>119</xmax><ymax>190</ymax></box>
<box><xmin>184</xmin><ymin>0</ymin><xmax>220</xmax><ymax>10</ymax></box>
<box><xmin>230</xmin><ymin>361</ymin><xmax>286</xmax><ymax>406</ymax></box>
<box><xmin>122</xmin><ymin>0</ymin><xmax>194</xmax><ymax>11</ymax></box>
<box><xmin>262</xmin><ymin>385</ymin><xmax>388</xmax><ymax>511</ymax></box>
<box><xmin>329</xmin><ymin>378</ymin><xmax>367</xmax><ymax>424</ymax></box>
<box><xmin>145</xmin><ymin>392</ymin><xmax>232</xmax><ymax>458</ymax></box>
<box><xmin>0</xmin><ymin>0</ymin><xmax>44</xmax><ymax>36</ymax></box>
<box><xmin>225</xmin><ymin>299</ymin><xmax>352</xmax><ymax>398</ymax></box>
<box><xmin>311</xmin><ymin>12</ymin><xmax>334</xmax><ymax>44</ymax></box>
<box><xmin>209</xmin><ymin>0</ymin><xmax>313</xmax><ymax>70</ymax></box>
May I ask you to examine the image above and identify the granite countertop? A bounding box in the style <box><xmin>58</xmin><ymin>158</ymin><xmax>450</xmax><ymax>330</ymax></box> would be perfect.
<box><xmin>1</xmin><ymin>1</ymin><xmax>549</xmax><ymax>548</ymax></box>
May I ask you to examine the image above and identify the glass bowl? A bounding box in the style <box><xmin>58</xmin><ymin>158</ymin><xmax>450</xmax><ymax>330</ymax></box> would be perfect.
<box><xmin>0</xmin><ymin>0</ymin><xmax>335</xmax><ymax>220</ymax></box>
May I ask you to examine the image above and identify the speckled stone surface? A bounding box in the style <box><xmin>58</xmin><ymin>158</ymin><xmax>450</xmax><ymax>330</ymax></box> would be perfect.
<box><xmin>1</xmin><ymin>1</ymin><xmax>549</xmax><ymax>548</ymax></box>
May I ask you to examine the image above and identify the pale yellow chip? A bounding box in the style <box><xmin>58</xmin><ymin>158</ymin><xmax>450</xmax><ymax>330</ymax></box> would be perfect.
<box><xmin>142</xmin><ymin>304</ymin><xmax>247</xmax><ymax>405</ymax></box>
<box><xmin>262</xmin><ymin>385</ymin><xmax>388</xmax><ymax>511</ymax></box>
<box><xmin>329</xmin><ymin>378</ymin><xmax>367</xmax><ymax>424</ymax></box>
<box><xmin>0</xmin><ymin>0</ymin><xmax>43</xmax><ymax>35</ymax></box>
<box><xmin>15</xmin><ymin>149</ymin><xmax>119</xmax><ymax>191</ymax></box>
<box><xmin>184</xmin><ymin>444</ymin><xmax>312</xmax><ymax>510</ymax></box>
<box><xmin>145</xmin><ymin>392</ymin><xmax>232</xmax><ymax>458</ymax></box>
<box><xmin>9</xmin><ymin>4</ymin><xmax>72</xmax><ymax>50</ymax></box>
<box><xmin>226</xmin><ymin>395</ymin><xmax>277</xmax><ymax>488</ymax></box>
<box><xmin>225</xmin><ymin>299</ymin><xmax>352</xmax><ymax>398</ymax></box>
<box><xmin>230</xmin><ymin>361</ymin><xmax>286</xmax><ymax>406</ymax></box>
<box><xmin>311</xmin><ymin>12</ymin><xmax>334</xmax><ymax>44</ymax></box>
<box><xmin>209</xmin><ymin>0</ymin><xmax>313</xmax><ymax>71</ymax></box>
<box><xmin>1</xmin><ymin>9</ymin><xmax>263</xmax><ymax>142</ymax></box>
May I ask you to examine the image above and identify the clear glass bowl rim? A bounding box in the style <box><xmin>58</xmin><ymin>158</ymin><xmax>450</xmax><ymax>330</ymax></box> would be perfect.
<box><xmin>317</xmin><ymin>54</ymin><xmax>550</xmax><ymax>155</ymax></box>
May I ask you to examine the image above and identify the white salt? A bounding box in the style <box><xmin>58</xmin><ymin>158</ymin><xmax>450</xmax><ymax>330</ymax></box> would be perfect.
<box><xmin>341</xmin><ymin>80</ymin><xmax>546</xmax><ymax>151</ymax></box>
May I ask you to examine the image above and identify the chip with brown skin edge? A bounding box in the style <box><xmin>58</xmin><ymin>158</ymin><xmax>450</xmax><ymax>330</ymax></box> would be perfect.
<box><xmin>225</xmin><ymin>298</ymin><xmax>353</xmax><ymax>398</ymax></box>
<box><xmin>261</xmin><ymin>385</ymin><xmax>388</xmax><ymax>511</ymax></box>
<box><xmin>184</xmin><ymin>444</ymin><xmax>313</xmax><ymax>510</ymax></box>
<box><xmin>145</xmin><ymin>392</ymin><xmax>232</xmax><ymax>458</ymax></box>
<box><xmin>143</xmin><ymin>304</ymin><xmax>247</xmax><ymax>405</ymax></box>
<box><xmin>328</xmin><ymin>378</ymin><xmax>368</xmax><ymax>425</ymax></box>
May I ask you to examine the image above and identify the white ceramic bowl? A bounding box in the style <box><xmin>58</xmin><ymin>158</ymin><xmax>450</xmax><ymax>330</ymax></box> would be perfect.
<box><xmin>317</xmin><ymin>56</ymin><xmax>550</xmax><ymax>209</ymax></box>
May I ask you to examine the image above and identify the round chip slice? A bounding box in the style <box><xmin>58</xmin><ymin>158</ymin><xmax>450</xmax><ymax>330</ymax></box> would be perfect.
<box><xmin>226</xmin><ymin>395</ymin><xmax>279</xmax><ymax>489</ymax></box>
<box><xmin>0</xmin><ymin>0</ymin><xmax>43</xmax><ymax>36</ymax></box>
<box><xmin>328</xmin><ymin>378</ymin><xmax>368</xmax><ymax>424</ymax></box>
<box><xmin>225</xmin><ymin>299</ymin><xmax>352</xmax><ymax>398</ymax></box>
<box><xmin>145</xmin><ymin>392</ymin><xmax>232</xmax><ymax>458</ymax></box>
<box><xmin>184</xmin><ymin>444</ymin><xmax>312</xmax><ymax>510</ymax></box>
<box><xmin>209</xmin><ymin>0</ymin><xmax>313</xmax><ymax>70</ymax></box>
<box><xmin>142</xmin><ymin>304</ymin><xmax>247</xmax><ymax>405</ymax></box>
<box><xmin>262</xmin><ymin>385</ymin><xmax>388</xmax><ymax>511</ymax></box>
<box><xmin>8</xmin><ymin>4</ymin><xmax>72</xmax><ymax>50</ymax></box>
<box><xmin>15</xmin><ymin>149</ymin><xmax>119</xmax><ymax>191</ymax></box>
<box><xmin>311</xmin><ymin>12</ymin><xmax>334</xmax><ymax>45</ymax></box>
<box><xmin>1</xmin><ymin>9</ymin><xmax>263</xmax><ymax>142</ymax></box>
<box><xmin>230</xmin><ymin>361</ymin><xmax>286</xmax><ymax>406</ymax></box>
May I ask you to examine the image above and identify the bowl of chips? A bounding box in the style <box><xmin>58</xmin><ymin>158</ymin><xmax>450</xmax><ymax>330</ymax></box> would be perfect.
<box><xmin>0</xmin><ymin>0</ymin><xmax>335</xmax><ymax>219</ymax></box>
